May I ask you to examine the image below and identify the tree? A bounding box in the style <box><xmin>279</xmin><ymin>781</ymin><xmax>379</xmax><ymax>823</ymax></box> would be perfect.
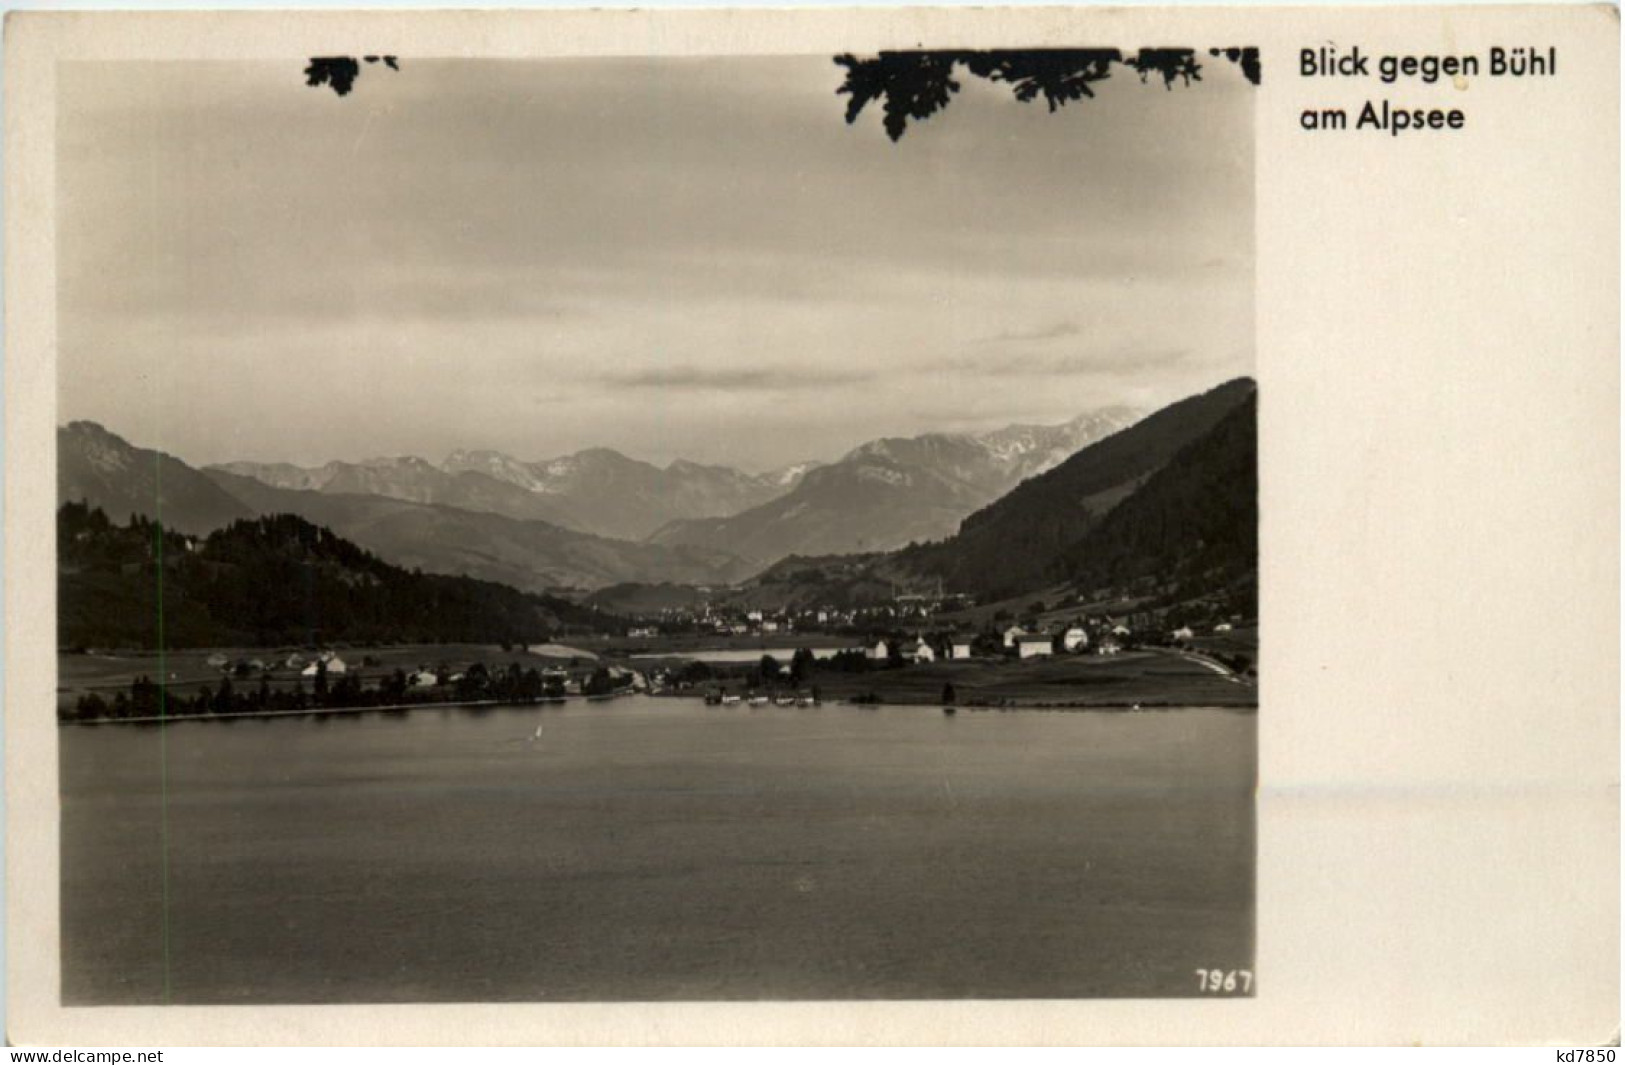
<box><xmin>941</xmin><ymin>682</ymin><xmax>957</xmax><ymax>705</ymax></box>
<box><xmin>833</xmin><ymin>48</ymin><xmax>1215</xmax><ymax>141</ymax></box>
<box><xmin>758</xmin><ymin>655</ymin><xmax>782</xmax><ymax>685</ymax></box>
<box><xmin>304</xmin><ymin>56</ymin><xmax>398</xmax><ymax>98</ymax></box>
<box><xmin>583</xmin><ymin>667</ymin><xmax>617</xmax><ymax>697</ymax></box>
<box><xmin>457</xmin><ymin>662</ymin><xmax>491</xmax><ymax>701</ymax></box>
<box><xmin>789</xmin><ymin>647</ymin><xmax>816</xmax><ymax>686</ymax></box>
<box><xmin>383</xmin><ymin>668</ymin><xmax>408</xmax><ymax>701</ymax></box>
<box><xmin>519</xmin><ymin>668</ymin><xmax>544</xmax><ymax>701</ymax></box>
<box><xmin>71</xmin><ymin>692</ymin><xmax>108</xmax><ymax>721</ymax></box>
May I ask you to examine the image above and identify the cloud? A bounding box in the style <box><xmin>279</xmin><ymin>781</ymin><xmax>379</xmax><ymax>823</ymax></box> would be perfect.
<box><xmin>944</xmin><ymin>349</ymin><xmax>1196</xmax><ymax>378</ymax></box>
<box><xmin>985</xmin><ymin>322</ymin><xmax>1084</xmax><ymax>344</ymax></box>
<box><xmin>606</xmin><ymin>364</ymin><xmax>876</xmax><ymax>392</ymax></box>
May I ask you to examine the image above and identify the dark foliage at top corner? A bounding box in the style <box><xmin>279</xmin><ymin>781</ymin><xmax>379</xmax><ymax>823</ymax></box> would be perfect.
<box><xmin>305</xmin><ymin>55</ymin><xmax>400</xmax><ymax>97</ymax></box>
<box><xmin>834</xmin><ymin>46</ymin><xmax>1256</xmax><ymax>141</ymax></box>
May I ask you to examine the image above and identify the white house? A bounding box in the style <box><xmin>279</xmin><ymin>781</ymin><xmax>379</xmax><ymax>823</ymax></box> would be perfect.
<box><xmin>1017</xmin><ymin>634</ymin><xmax>1055</xmax><ymax>659</ymax></box>
<box><xmin>1062</xmin><ymin>626</ymin><xmax>1090</xmax><ymax>652</ymax></box>
<box><xmin>1097</xmin><ymin>639</ymin><xmax>1122</xmax><ymax>656</ymax></box>
<box><xmin>410</xmin><ymin>670</ymin><xmax>439</xmax><ymax>688</ymax></box>
<box><xmin>949</xmin><ymin>638</ymin><xmax>975</xmax><ymax>660</ymax></box>
<box><xmin>206</xmin><ymin>652</ymin><xmax>229</xmax><ymax>669</ymax></box>
<box><xmin>911</xmin><ymin>639</ymin><xmax>936</xmax><ymax>663</ymax></box>
<box><xmin>1172</xmin><ymin>626</ymin><xmax>1194</xmax><ymax>641</ymax></box>
<box><xmin>1002</xmin><ymin>625</ymin><xmax>1028</xmax><ymax>648</ymax></box>
<box><xmin>762</xmin><ymin>620</ymin><xmax>780</xmax><ymax>634</ymax></box>
<box><xmin>1215</xmin><ymin>622</ymin><xmax>1234</xmax><ymax>633</ymax></box>
<box><xmin>301</xmin><ymin>656</ymin><xmax>349</xmax><ymax>677</ymax></box>
<box><xmin>1111</xmin><ymin>624</ymin><xmax>1132</xmax><ymax>637</ymax></box>
<box><xmin>865</xmin><ymin>639</ymin><xmax>891</xmax><ymax>661</ymax></box>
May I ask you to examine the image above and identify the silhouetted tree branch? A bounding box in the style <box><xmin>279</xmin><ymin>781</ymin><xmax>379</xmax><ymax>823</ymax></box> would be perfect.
<box><xmin>835</xmin><ymin>47</ymin><xmax>1254</xmax><ymax>141</ymax></box>
<box><xmin>305</xmin><ymin>56</ymin><xmax>400</xmax><ymax>97</ymax></box>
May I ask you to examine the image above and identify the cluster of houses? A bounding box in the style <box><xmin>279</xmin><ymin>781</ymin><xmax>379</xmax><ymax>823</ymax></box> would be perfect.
<box><xmin>200</xmin><ymin>649</ymin><xmax>652</xmax><ymax>699</ymax></box>
<box><xmin>622</xmin><ymin>595</ymin><xmax>975</xmax><ymax>641</ymax></box>
<box><xmin>858</xmin><ymin>622</ymin><xmax>1109</xmax><ymax>664</ymax></box>
<box><xmin>851</xmin><ymin>616</ymin><xmax>1242</xmax><ymax>666</ymax></box>
<box><xmin>703</xmin><ymin>691</ymin><xmax>819</xmax><ymax>708</ymax></box>
<box><xmin>204</xmin><ymin>649</ymin><xmax>352</xmax><ymax>677</ymax></box>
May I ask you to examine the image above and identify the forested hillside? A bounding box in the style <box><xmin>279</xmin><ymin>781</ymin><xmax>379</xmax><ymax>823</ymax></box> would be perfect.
<box><xmin>1059</xmin><ymin>392</ymin><xmax>1256</xmax><ymax>615</ymax></box>
<box><xmin>57</xmin><ymin>502</ymin><xmax>614</xmax><ymax>649</ymax></box>
<box><xmin>894</xmin><ymin>378</ymin><xmax>1256</xmax><ymax>599</ymax></box>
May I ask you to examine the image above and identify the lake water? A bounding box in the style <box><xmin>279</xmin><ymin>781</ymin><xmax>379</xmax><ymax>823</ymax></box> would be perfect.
<box><xmin>60</xmin><ymin>700</ymin><xmax>1254</xmax><ymax>1004</ymax></box>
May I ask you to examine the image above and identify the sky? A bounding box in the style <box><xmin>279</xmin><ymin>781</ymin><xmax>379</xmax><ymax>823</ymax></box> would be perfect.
<box><xmin>57</xmin><ymin>55</ymin><xmax>1254</xmax><ymax>472</ymax></box>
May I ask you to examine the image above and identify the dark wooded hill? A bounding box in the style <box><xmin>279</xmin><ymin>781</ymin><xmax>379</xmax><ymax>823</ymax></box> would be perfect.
<box><xmin>893</xmin><ymin>378</ymin><xmax>1256</xmax><ymax>600</ymax></box>
<box><xmin>1056</xmin><ymin>391</ymin><xmax>1257</xmax><ymax>616</ymax></box>
<box><xmin>57</xmin><ymin>502</ymin><xmax>616</xmax><ymax>650</ymax></box>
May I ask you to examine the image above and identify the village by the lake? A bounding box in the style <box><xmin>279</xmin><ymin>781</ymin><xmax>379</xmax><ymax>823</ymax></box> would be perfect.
<box><xmin>60</xmin><ymin>590</ymin><xmax>1257</xmax><ymax>723</ymax></box>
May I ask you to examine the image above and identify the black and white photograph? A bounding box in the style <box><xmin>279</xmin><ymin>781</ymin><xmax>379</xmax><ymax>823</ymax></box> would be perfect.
<box><xmin>52</xmin><ymin>43</ymin><xmax>1259</xmax><ymax>1006</ymax></box>
<box><xmin>5</xmin><ymin>2</ymin><xmax>1620</xmax><ymax>1050</ymax></box>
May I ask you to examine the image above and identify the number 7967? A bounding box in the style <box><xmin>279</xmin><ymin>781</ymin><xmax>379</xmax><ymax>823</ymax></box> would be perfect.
<box><xmin>1195</xmin><ymin>969</ymin><xmax>1253</xmax><ymax>994</ymax></box>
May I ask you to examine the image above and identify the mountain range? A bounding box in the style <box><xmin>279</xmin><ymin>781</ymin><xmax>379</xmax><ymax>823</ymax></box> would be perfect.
<box><xmin>695</xmin><ymin>379</ymin><xmax>1258</xmax><ymax>613</ymax></box>
<box><xmin>214</xmin><ymin>449</ymin><xmax>818</xmax><ymax>541</ymax></box>
<box><xmin>646</xmin><ymin>408</ymin><xmax>1141</xmax><ymax>563</ymax></box>
<box><xmin>60</xmin><ymin>423</ymin><xmax>752</xmax><ymax>593</ymax></box>
<box><xmin>59</xmin><ymin>404</ymin><xmax>1146</xmax><ymax>592</ymax></box>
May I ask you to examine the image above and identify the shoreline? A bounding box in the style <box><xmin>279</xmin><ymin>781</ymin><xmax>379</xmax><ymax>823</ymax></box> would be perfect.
<box><xmin>61</xmin><ymin>692</ymin><xmax>1255</xmax><ymax>726</ymax></box>
<box><xmin>60</xmin><ymin>696</ymin><xmax>570</xmax><ymax>726</ymax></box>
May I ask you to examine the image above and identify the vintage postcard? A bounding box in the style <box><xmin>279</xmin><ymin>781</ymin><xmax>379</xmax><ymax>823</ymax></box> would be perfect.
<box><xmin>3</xmin><ymin>5</ymin><xmax>1617</xmax><ymax>1047</ymax></box>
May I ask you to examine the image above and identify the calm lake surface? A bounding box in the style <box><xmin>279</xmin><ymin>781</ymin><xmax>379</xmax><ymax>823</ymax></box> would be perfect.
<box><xmin>61</xmin><ymin>700</ymin><xmax>1254</xmax><ymax>1003</ymax></box>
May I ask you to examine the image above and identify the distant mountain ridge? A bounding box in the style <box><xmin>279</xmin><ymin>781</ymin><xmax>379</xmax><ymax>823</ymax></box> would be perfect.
<box><xmin>213</xmin><ymin>448</ymin><xmax>817</xmax><ymax>541</ymax></box>
<box><xmin>440</xmin><ymin>447</ymin><xmax>818</xmax><ymax>540</ymax></box>
<box><xmin>59</xmin><ymin>423</ymin><xmax>752</xmax><ymax>593</ymax></box>
<box><xmin>60</xmin><ymin>400</ymin><xmax>1172</xmax><ymax>595</ymax></box>
<box><xmin>647</xmin><ymin>407</ymin><xmax>1142</xmax><ymax>565</ymax></box>
<box><xmin>676</xmin><ymin>380</ymin><xmax>1257</xmax><ymax>613</ymax></box>
<box><xmin>211</xmin><ymin>457</ymin><xmax>581</xmax><ymax>527</ymax></box>
<box><xmin>200</xmin><ymin>408</ymin><xmax>1138</xmax><ymax>555</ymax></box>
<box><xmin>203</xmin><ymin>469</ymin><xmax>754</xmax><ymax>594</ymax></box>
<box><xmin>60</xmin><ymin>421</ymin><xmax>254</xmax><ymax>537</ymax></box>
